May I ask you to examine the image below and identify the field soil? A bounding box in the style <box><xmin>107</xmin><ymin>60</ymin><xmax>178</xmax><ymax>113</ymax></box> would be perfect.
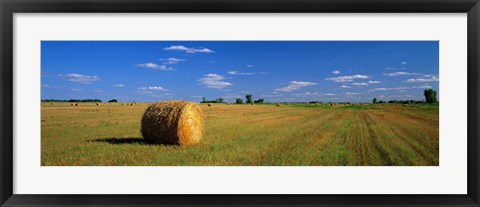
<box><xmin>41</xmin><ymin>102</ymin><xmax>439</xmax><ymax>166</ymax></box>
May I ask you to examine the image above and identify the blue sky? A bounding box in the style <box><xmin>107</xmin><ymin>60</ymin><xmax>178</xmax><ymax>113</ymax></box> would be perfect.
<box><xmin>41</xmin><ymin>41</ymin><xmax>439</xmax><ymax>103</ymax></box>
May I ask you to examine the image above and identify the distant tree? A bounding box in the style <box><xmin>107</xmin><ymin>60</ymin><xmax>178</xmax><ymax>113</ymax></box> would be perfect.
<box><xmin>423</xmin><ymin>89</ymin><xmax>438</xmax><ymax>103</ymax></box>
<box><xmin>235</xmin><ymin>98</ymin><xmax>243</xmax><ymax>104</ymax></box>
<box><xmin>108</xmin><ymin>99</ymin><xmax>118</xmax><ymax>102</ymax></box>
<box><xmin>254</xmin><ymin>98</ymin><xmax>264</xmax><ymax>103</ymax></box>
<box><xmin>216</xmin><ymin>97</ymin><xmax>224</xmax><ymax>103</ymax></box>
<box><xmin>202</xmin><ymin>97</ymin><xmax>206</xmax><ymax>103</ymax></box>
<box><xmin>245</xmin><ymin>94</ymin><xmax>253</xmax><ymax>104</ymax></box>
<box><xmin>372</xmin><ymin>98</ymin><xmax>377</xmax><ymax>105</ymax></box>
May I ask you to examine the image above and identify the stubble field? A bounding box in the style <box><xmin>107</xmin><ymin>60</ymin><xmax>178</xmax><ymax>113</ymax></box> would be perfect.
<box><xmin>41</xmin><ymin>102</ymin><xmax>439</xmax><ymax>166</ymax></box>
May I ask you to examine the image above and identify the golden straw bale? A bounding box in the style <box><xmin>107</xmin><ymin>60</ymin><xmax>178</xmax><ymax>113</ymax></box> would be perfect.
<box><xmin>141</xmin><ymin>101</ymin><xmax>203</xmax><ymax>146</ymax></box>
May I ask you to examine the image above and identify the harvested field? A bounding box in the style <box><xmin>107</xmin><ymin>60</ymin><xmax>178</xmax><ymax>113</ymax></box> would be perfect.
<box><xmin>41</xmin><ymin>102</ymin><xmax>439</xmax><ymax>166</ymax></box>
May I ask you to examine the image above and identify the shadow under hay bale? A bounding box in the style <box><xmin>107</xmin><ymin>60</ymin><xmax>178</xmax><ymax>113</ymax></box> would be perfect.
<box><xmin>141</xmin><ymin>101</ymin><xmax>203</xmax><ymax>146</ymax></box>
<box><xmin>90</xmin><ymin>137</ymin><xmax>145</xmax><ymax>145</ymax></box>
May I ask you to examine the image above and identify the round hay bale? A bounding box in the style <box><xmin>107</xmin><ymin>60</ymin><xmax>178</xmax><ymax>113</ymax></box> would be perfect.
<box><xmin>51</xmin><ymin>102</ymin><xmax>54</xmax><ymax>105</ymax></box>
<box><xmin>75</xmin><ymin>103</ymin><xmax>79</xmax><ymax>106</ymax></box>
<box><xmin>141</xmin><ymin>101</ymin><xmax>203</xmax><ymax>146</ymax></box>
<box><xmin>276</xmin><ymin>103</ymin><xmax>281</xmax><ymax>107</ymax></box>
<box><xmin>207</xmin><ymin>103</ymin><xmax>212</xmax><ymax>107</ymax></box>
<box><xmin>96</xmin><ymin>103</ymin><xmax>100</xmax><ymax>106</ymax></box>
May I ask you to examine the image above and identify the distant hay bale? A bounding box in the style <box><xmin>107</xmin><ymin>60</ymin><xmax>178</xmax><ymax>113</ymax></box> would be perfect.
<box><xmin>75</xmin><ymin>103</ymin><xmax>79</xmax><ymax>106</ymax></box>
<box><xmin>276</xmin><ymin>103</ymin><xmax>281</xmax><ymax>107</ymax></box>
<box><xmin>96</xmin><ymin>103</ymin><xmax>100</xmax><ymax>106</ymax></box>
<box><xmin>141</xmin><ymin>101</ymin><xmax>203</xmax><ymax>146</ymax></box>
<box><xmin>70</xmin><ymin>103</ymin><xmax>74</xmax><ymax>106</ymax></box>
<box><xmin>208</xmin><ymin>103</ymin><xmax>212</xmax><ymax>107</ymax></box>
<box><xmin>51</xmin><ymin>102</ymin><xmax>54</xmax><ymax>105</ymax></box>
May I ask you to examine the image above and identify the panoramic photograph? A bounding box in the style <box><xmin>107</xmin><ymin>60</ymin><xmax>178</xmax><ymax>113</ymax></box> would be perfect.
<box><xmin>41</xmin><ymin>41</ymin><xmax>439</xmax><ymax>166</ymax></box>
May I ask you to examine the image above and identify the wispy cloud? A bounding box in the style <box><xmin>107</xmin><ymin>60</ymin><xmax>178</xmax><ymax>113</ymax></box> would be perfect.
<box><xmin>164</xmin><ymin>45</ymin><xmax>215</xmax><ymax>54</ymax></box>
<box><xmin>344</xmin><ymin>92</ymin><xmax>359</xmax><ymax>95</ymax></box>
<box><xmin>136</xmin><ymin>63</ymin><xmax>173</xmax><ymax>71</ymax></box>
<box><xmin>42</xmin><ymin>84</ymin><xmax>51</xmax><ymax>88</ymax></box>
<box><xmin>331</xmin><ymin>70</ymin><xmax>340</xmax><ymax>75</ymax></box>
<box><xmin>352</xmin><ymin>82</ymin><xmax>368</xmax><ymax>86</ymax></box>
<box><xmin>292</xmin><ymin>92</ymin><xmax>336</xmax><ymax>97</ymax></box>
<box><xmin>401</xmin><ymin>61</ymin><xmax>408</xmax><ymax>65</ymax></box>
<box><xmin>58</xmin><ymin>73</ymin><xmax>101</xmax><ymax>84</ymax></box>
<box><xmin>383</xmin><ymin>72</ymin><xmax>420</xmax><ymax>76</ymax></box>
<box><xmin>373</xmin><ymin>87</ymin><xmax>410</xmax><ymax>91</ymax></box>
<box><xmin>113</xmin><ymin>84</ymin><xmax>125</xmax><ymax>87</ymax></box>
<box><xmin>246</xmin><ymin>65</ymin><xmax>255</xmax><ymax>68</ymax></box>
<box><xmin>368</xmin><ymin>81</ymin><xmax>381</xmax><ymax>84</ymax></box>
<box><xmin>341</xmin><ymin>85</ymin><xmax>351</xmax><ymax>88</ymax></box>
<box><xmin>413</xmin><ymin>85</ymin><xmax>432</xmax><ymax>89</ymax></box>
<box><xmin>405</xmin><ymin>76</ymin><xmax>439</xmax><ymax>83</ymax></box>
<box><xmin>261</xmin><ymin>94</ymin><xmax>284</xmax><ymax>98</ymax></box>
<box><xmin>228</xmin><ymin>71</ymin><xmax>255</xmax><ymax>75</ymax></box>
<box><xmin>198</xmin><ymin>74</ymin><xmax>232</xmax><ymax>89</ymax></box>
<box><xmin>137</xmin><ymin>86</ymin><xmax>168</xmax><ymax>91</ymax></box>
<box><xmin>325</xmin><ymin>74</ymin><xmax>369</xmax><ymax>82</ymax></box>
<box><xmin>274</xmin><ymin>81</ymin><xmax>317</xmax><ymax>92</ymax></box>
<box><xmin>161</xmin><ymin>57</ymin><xmax>185</xmax><ymax>64</ymax></box>
<box><xmin>71</xmin><ymin>88</ymin><xmax>83</xmax><ymax>92</ymax></box>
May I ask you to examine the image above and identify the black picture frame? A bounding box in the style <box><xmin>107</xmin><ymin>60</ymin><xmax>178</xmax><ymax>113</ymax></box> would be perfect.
<box><xmin>1</xmin><ymin>0</ymin><xmax>479</xmax><ymax>206</ymax></box>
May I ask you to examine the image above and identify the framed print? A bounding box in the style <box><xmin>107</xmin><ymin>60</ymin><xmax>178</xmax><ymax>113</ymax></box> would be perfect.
<box><xmin>1</xmin><ymin>0</ymin><xmax>479</xmax><ymax>206</ymax></box>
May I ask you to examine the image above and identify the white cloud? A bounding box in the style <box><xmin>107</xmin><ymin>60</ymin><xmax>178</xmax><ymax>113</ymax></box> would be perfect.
<box><xmin>241</xmin><ymin>91</ymin><xmax>250</xmax><ymax>94</ymax></box>
<box><xmin>405</xmin><ymin>76</ymin><xmax>439</xmax><ymax>83</ymax></box>
<box><xmin>228</xmin><ymin>70</ymin><xmax>255</xmax><ymax>75</ymax></box>
<box><xmin>373</xmin><ymin>87</ymin><xmax>410</xmax><ymax>91</ymax></box>
<box><xmin>341</xmin><ymin>85</ymin><xmax>351</xmax><ymax>88</ymax></box>
<box><xmin>413</xmin><ymin>85</ymin><xmax>433</xmax><ymax>89</ymax></box>
<box><xmin>352</xmin><ymin>82</ymin><xmax>368</xmax><ymax>86</ymax></box>
<box><xmin>71</xmin><ymin>88</ymin><xmax>83</xmax><ymax>92</ymax></box>
<box><xmin>331</xmin><ymin>70</ymin><xmax>340</xmax><ymax>75</ymax></box>
<box><xmin>164</xmin><ymin>45</ymin><xmax>215</xmax><ymax>54</ymax></box>
<box><xmin>261</xmin><ymin>94</ymin><xmax>284</xmax><ymax>98</ymax></box>
<box><xmin>137</xmin><ymin>86</ymin><xmax>168</xmax><ymax>91</ymax></box>
<box><xmin>93</xmin><ymin>90</ymin><xmax>104</xmax><ymax>93</ymax></box>
<box><xmin>136</xmin><ymin>63</ymin><xmax>173</xmax><ymax>71</ymax></box>
<box><xmin>325</xmin><ymin>74</ymin><xmax>369</xmax><ymax>82</ymax></box>
<box><xmin>383</xmin><ymin>72</ymin><xmax>420</xmax><ymax>76</ymax></box>
<box><xmin>246</xmin><ymin>65</ymin><xmax>254</xmax><ymax>68</ymax></box>
<box><xmin>113</xmin><ymin>84</ymin><xmax>125</xmax><ymax>87</ymax></box>
<box><xmin>344</xmin><ymin>92</ymin><xmax>359</xmax><ymax>95</ymax></box>
<box><xmin>58</xmin><ymin>73</ymin><xmax>101</xmax><ymax>84</ymax></box>
<box><xmin>42</xmin><ymin>84</ymin><xmax>51</xmax><ymax>88</ymax></box>
<box><xmin>198</xmin><ymin>74</ymin><xmax>233</xmax><ymax>89</ymax></box>
<box><xmin>161</xmin><ymin>57</ymin><xmax>185</xmax><ymax>64</ymax></box>
<box><xmin>274</xmin><ymin>81</ymin><xmax>317</xmax><ymax>92</ymax></box>
<box><xmin>401</xmin><ymin>61</ymin><xmax>408</xmax><ymax>64</ymax></box>
<box><xmin>148</xmin><ymin>86</ymin><xmax>168</xmax><ymax>91</ymax></box>
<box><xmin>368</xmin><ymin>81</ymin><xmax>381</xmax><ymax>84</ymax></box>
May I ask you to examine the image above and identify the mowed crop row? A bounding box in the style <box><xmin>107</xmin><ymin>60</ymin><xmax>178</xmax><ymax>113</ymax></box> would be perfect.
<box><xmin>41</xmin><ymin>103</ymin><xmax>439</xmax><ymax>166</ymax></box>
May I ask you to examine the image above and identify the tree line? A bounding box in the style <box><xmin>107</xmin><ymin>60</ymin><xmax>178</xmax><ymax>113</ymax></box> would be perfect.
<box><xmin>41</xmin><ymin>99</ymin><xmax>118</xmax><ymax>102</ymax></box>
<box><xmin>201</xmin><ymin>94</ymin><xmax>264</xmax><ymax>104</ymax></box>
<box><xmin>372</xmin><ymin>89</ymin><xmax>438</xmax><ymax>105</ymax></box>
